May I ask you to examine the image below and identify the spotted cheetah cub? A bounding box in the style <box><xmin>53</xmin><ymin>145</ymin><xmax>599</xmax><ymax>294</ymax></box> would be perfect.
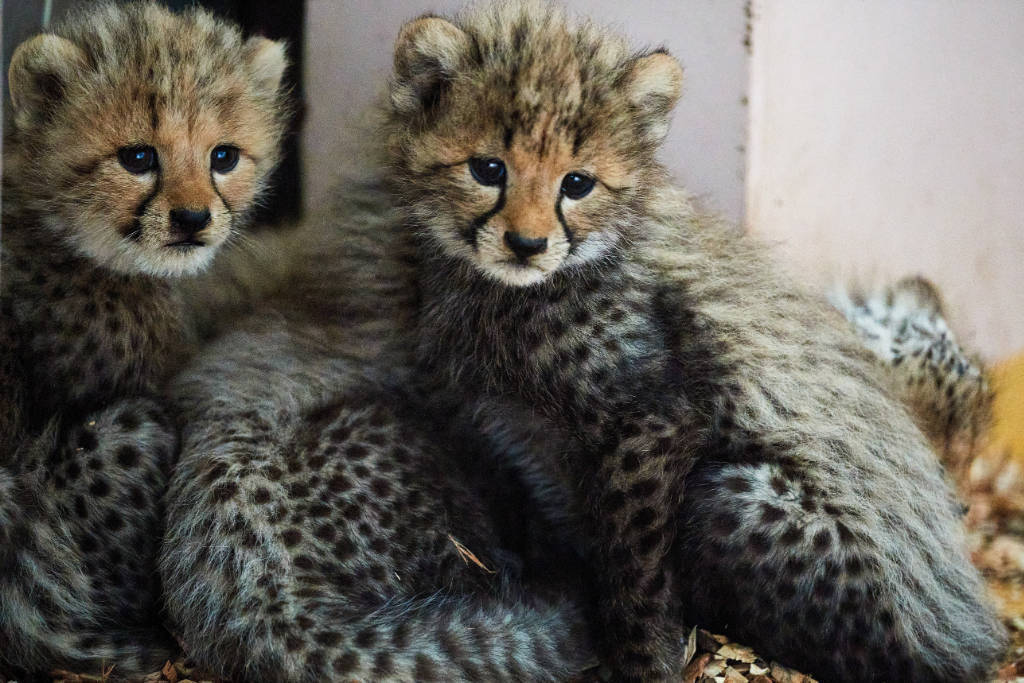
<box><xmin>3</xmin><ymin>1</ymin><xmax>288</xmax><ymax>424</ymax></box>
<box><xmin>373</xmin><ymin>2</ymin><xmax>1004</xmax><ymax>680</ymax></box>
<box><xmin>832</xmin><ymin>276</ymin><xmax>993</xmax><ymax>480</ymax></box>
<box><xmin>1</xmin><ymin>2</ymin><xmax>288</xmax><ymax>676</ymax></box>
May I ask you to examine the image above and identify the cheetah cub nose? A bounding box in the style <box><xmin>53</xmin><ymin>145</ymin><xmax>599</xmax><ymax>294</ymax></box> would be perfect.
<box><xmin>504</xmin><ymin>231</ymin><xmax>548</xmax><ymax>259</ymax></box>
<box><xmin>168</xmin><ymin>208</ymin><xmax>211</xmax><ymax>243</ymax></box>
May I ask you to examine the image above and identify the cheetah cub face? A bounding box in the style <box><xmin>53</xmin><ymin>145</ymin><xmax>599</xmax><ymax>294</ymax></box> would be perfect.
<box><xmin>7</xmin><ymin>3</ymin><xmax>289</xmax><ymax>277</ymax></box>
<box><xmin>388</xmin><ymin>2</ymin><xmax>683</xmax><ymax>287</ymax></box>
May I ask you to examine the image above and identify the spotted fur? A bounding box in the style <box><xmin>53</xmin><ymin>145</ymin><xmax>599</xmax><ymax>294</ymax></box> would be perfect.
<box><xmin>2</xmin><ymin>1</ymin><xmax>289</xmax><ymax>420</ymax></box>
<box><xmin>159</xmin><ymin>186</ymin><xmax>595</xmax><ymax>681</ymax></box>
<box><xmin>0</xmin><ymin>400</ymin><xmax>176</xmax><ymax>677</ymax></box>
<box><xmin>831</xmin><ymin>276</ymin><xmax>993</xmax><ymax>481</ymax></box>
<box><xmin>357</xmin><ymin>2</ymin><xmax>1004</xmax><ymax>680</ymax></box>
<box><xmin>1</xmin><ymin>2</ymin><xmax>288</xmax><ymax>676</ymax></box>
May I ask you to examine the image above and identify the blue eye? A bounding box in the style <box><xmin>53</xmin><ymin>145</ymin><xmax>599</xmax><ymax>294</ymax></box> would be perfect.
<box><xmin>117</xmin><ymin>146</ymin><xmax>157</xmax><ymax>174</ymax></box>
<box><xmin>210</xmin><ymin>145</ymin><xmax>240</xmax><ymax>173</ymax></box>
<box><xmin>561</xmin><ymin>172</ymin><xmax>595</xmax><ymax>200</ymax></box>
<box><xmin>469</xmin><ymin>157</ymin><xmax>506</xmax><ymax>186</ymax></box>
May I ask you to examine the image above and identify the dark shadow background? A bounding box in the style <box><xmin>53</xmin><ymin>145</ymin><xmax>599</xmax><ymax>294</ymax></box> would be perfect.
<box><xmin>2</xmin><ymin>0</ymin><xmax>306</xmax><ymax>225</ymax></box>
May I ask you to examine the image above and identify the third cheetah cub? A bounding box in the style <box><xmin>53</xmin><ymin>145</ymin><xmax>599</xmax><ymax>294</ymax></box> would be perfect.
<box><xmin>832</xmin><ymin>276</ymin><xmax>993</xmax><ymax>482</ymax></box>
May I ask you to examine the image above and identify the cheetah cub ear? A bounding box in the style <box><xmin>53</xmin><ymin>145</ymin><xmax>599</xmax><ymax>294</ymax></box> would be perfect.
<box><xmin>892</xmin><ymin>275</ymin><xmax>946</xmax><ymax>317</ymax></box>
<box><xmin>625</xmin><ymin>50</ymin><xmax>684</xmax><ymax>145</ymax></box>
<box><xmin>244</xmin><ymin>36</ymin><xmax>288</xmax><ymax>99</ymax></box>
<box><xmin>8</xmin><ymin>34</ymin><xmax>87</xmax><ymax>128</ymax></box>
<box><xmin>391</xmin><ymin>15</ymin><xmax>470</xmax><ymax>117</ymax></box>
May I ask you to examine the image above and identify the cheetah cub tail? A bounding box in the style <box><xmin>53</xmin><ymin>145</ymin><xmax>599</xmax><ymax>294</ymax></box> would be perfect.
<box><xmin>830</xmin><ymin>276</ymin><xmax>992</xmax><ymax>477</ymax></box>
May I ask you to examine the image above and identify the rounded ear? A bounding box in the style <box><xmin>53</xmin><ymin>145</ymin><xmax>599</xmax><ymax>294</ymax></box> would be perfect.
<box><xmin>391</xmin><ymin>16</ymin><xmax>470</xmax><ymax>117</ymax></box>
<box><xmin>625</xmin><ymin>51</ymin><xmax>684</xmax><ymax>144</ymax></box>
<box><xmin>893</xmin><ymin>275</ymin><xmax>947</xmax><ymax>316</ymax></box>
<box><xmin>244</xmin><ymin>37</ymin><xmax>288</xmax><ymax>98</ymax></box>
<box><xmin>8</xmin><ymin>34</ymin><xmax>88</xmax><ymax>126</ymax></box>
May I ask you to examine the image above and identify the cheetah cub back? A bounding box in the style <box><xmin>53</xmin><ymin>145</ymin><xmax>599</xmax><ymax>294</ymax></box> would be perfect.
<box><xmin>1</xmin><ymin>2</ymin><xmax>289</xmax><ymax>677</ymax></box>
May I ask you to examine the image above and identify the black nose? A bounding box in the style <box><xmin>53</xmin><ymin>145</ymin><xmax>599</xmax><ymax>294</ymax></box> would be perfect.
<box><xmin>504</xmin><ymin>231</ymin><xmax>548</xmax><ymax>259</ymax></box>
<box><xmin>169</xmin><ymin>208</ymin><xmax>211</xmax><ymax>239</ymax></box>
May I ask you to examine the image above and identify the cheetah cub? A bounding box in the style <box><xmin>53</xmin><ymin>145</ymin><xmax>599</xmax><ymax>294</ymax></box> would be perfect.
<box><xmin>3</xmin><ymin>1</ymin><xmax>288</xmax><ymax>425</ymax></box>
<box><xmin>832</xmin><ymin>276</ymin><xmax>993</xmax><ymax>481</ymax></box>
<box><xmin>1</xmin><ymin>2</ymin><xmax>288</xmax><ymax>676</ymax></box>
<box><xmin>371</xmin><ymin>2</ymin><xmax>1004</xmax><ymax>680</ymax></box>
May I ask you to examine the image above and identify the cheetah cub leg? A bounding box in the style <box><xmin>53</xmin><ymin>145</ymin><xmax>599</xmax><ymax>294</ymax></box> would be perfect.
<box><xmin>577</xmin><ymin>405</ymin><xmax>704</xmax><ymax>681</ymax></box>
<box><xmin>677</xmin><ymin>455</ymin><xmax>1006</xmax><ymax>682</ymax></box>
<box><xmin>0</xmin><ymin>399</ymin><xmax>175</xmax><ymax>678</ymax></box>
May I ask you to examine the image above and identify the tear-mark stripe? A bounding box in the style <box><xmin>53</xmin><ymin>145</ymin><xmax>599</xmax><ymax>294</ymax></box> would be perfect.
<box><xmin>466</xmin><ymin>185</ymin><xmax>506</xmax><ymax>250</ymax></box>
<box><xmin>209</xmin><ymin>169</ymin><xmax>233</xmax><ymax>215</ymax></box>
<box><xmin>210</xmin><ymin>169</ymin><xmax>234</xmax><ymax>232</ymax></box>
<box><xmin>124</xmin><ymin>175</ymin><xmax>161</xmax><ymax>239</ymax></box>
<box><xmin>555</xmin><ymin>195</ymin><xmax>575</xmax><ymax>251</ymax></box>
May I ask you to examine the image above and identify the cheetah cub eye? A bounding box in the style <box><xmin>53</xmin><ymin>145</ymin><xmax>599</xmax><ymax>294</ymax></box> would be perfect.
<box><xmin>561</xmin><ymin>172</ymin><xmax>595</xmax><ymax>200</ymax></box>
<box><xmin>118</xmin><ymin>146</ymin><xmax>158</xmax><ymax>174</ymax></box>
<box><xmin>468</xmin><ymin>157</ymin><xmax>506</xmax><ymax>186</ymax></box>
<box><xmin>210</xmin><ymin>145</ymin><xmax>240</xmax><ymax>174</ymax></box>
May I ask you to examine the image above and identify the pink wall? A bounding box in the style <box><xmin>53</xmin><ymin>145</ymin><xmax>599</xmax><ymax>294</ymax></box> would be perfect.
<box><xmin>747</xmin><ymin>0</ymin><xmax>1024</xmax><ymax>360</ymax></box>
